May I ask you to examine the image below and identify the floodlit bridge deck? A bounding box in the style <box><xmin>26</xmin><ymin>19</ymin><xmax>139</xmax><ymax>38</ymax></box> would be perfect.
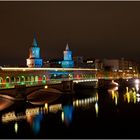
<box><xmin>0</xmin><ymin>67</ymin><xmax>98</xmax><ymax>89</ymax></box>
<box><xmin>0</xmin><ymin>67</ymin><xmax>138</xmax><ymax>90</ymax></box>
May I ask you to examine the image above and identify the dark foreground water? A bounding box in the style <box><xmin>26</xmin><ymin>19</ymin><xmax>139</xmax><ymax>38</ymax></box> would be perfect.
<box><xmin>0</xmin><ymin>85</ymin><xmax>140</xmax><ymax>138</ymax></box>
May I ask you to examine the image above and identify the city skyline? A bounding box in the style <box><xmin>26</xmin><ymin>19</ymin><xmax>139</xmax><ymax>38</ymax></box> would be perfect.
<box><xmin>0</xmin><ymin>1</ymin><xmax>140</xmax><ymax>65</ymax></box>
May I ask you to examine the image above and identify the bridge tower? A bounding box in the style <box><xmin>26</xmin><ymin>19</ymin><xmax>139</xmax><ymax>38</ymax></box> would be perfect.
<box><xmin>61</xmin><ymin>43</ymin><xmax>74</xmax><ymax>68</ymax></box>
<box><xmin>26</xmin><ymin>37</ymin><xmax>43</xmax><ymax>68</ymax></box>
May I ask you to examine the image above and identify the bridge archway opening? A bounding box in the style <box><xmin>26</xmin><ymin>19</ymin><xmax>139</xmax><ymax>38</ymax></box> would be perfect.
<box><xmin>42</xmin><ymin>75</ymin><xmax>46</xmax><ymax>84</ymax></box>
<box><xmin>25</xmin><ymin>77</ymin><xmax>28</xmax><ymax>82</ymax></box>
<box><xmin>16</xmin><ymin>76</ymin><xmax>20</xmax><ymax>83</ymax></box>
<box><xmin>6</xmin><ymin>76</ymin><xmax>11</xmax><ymax>83</ymax></box>
<box><xmin>27</xmin><ymin>76</ymin><xmax>30</xmax><ymax>82</ymax></box>
<box><xmin>31</xmin><ymin>76</ymin><xmax>34</xmax><ymax>82</ymax></box>
<box><xmin>0</xmin><ymin>77</ymin><xmax>3</xmax><ymax>84</ymax></box>
<box><xmin>21</xmin><ymin>76</ymin><xmax>25</xmax><ymax>82</ymax></box>
<box><xmin>35</xmin><ymin>76</ymin><xmax>38</xmax><ymax>82</ymax></box>
<box><xmin>20</xmin><ymin>76</ymin><xmax>25</xmax><ymax>84</ymax></box>
<box><xmin>25</xmin><ymin>76</ymin><xmax>31</xmax><ymax>85</ymax></box>
<box><xmin>11</xmin><ymin>76</ymin><xmax>16</xmax><ymax>83</ymax></box>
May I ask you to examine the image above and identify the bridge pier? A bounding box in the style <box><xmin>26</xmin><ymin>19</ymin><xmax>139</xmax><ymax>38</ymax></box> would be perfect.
<box><xmin>15</xmin><ymin>85</ymin><xmax>27</xmax><ymax>101</ymax></box>
<box><xmin>61</xmin><ymin>80</ymin><xmax>73</xmax><ymax>92</ymax></box>
<box><xmin>97</xmin><ymin>79</ymin><xmax>113</xmax><ymax>89</ymax></box>
<box><xmin>73</xmin><ymin>80</ymin><xmax>98</xmax><ymax>89</ymax></box>
<box><xmin>49</xmin><ymin>80</ymin><xmax>74</xmax><ymax>93</ymax></box>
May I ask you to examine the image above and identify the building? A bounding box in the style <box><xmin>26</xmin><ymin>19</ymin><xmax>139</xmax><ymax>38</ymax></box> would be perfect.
<box><xmin>83</xmin><ymin>58</ymin><xmax>95</xmax><ymax>68</ymax></box>
<box><xmin>73</xmin><ymin>56</ymin><xmax>83</xmax><ymax>68</ymax></box>
<box><xmin>43</xmin><ymin>58</ymin><xmax>62</xmax><ymax>68</ymax></box>
<box><xmin>94</xmin><ymin>59</ymin><xmax>103</xmax><ymax>70</ymax></box>
<box><xmin>61</xmin><ymin>43</ymin><xmax>74</xmax><ymax>68</ymax></box>
<box><xmin>103</xmin><ymin>59</ymin><xmax>119</xmax><ymax>71</ymax></box>
<box><xmin>101</xmin><ymin>58</ymin><xmax>139</xmax><ymax>73</ymax></box>
<box><xmin>26</xmin><ymin>37</ymin><xmax>43</xmax><ymax>68</ymax></box>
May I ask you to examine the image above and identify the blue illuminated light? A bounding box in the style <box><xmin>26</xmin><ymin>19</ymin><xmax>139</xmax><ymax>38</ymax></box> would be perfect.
<box><xmin>63</xmin><ymin>105</ymin><xmax>74</xmax><ymax>126</ymax></box>
<box><xmin>62</xmin><ymin>44</ymin><xmax>74</xmax><ymax>68</ymax></box>
<box><xmin>32</xmin><ymin>113</ymin><xmax>43</xmax><ymax>135</ymax></box>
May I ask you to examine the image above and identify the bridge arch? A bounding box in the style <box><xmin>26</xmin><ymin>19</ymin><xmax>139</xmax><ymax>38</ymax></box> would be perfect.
<box><xmin>0</xmin><ymin>77</ymin><xmax>3</xmax><ymax>84</ymax></box>
<box><xmin>11</xmin><ymin>76</ymin><xmax>16</xmax><ymax>83</ymax></box>
<box><xmin>21</xmin><ymin>76</ymin><xmax>25</xmax><ymax>82</ymax></box>
<box><xmin>42</xmin><ymin>75</ymin><xmax>46</xmax><ymax>83</ymax></box>
<box><xmin>16</xmin><ymin>76</ymin><xmax>20</xmax><ymax>83</ymax></box>
<box><xmin>27</xmin><ymin>76</ymin><xmax>30</xmax><ymax>82</ymax></box>
<box><xmin>5</xmin><ymin>76</ymin><xmax>11</xmax><ymax>83</ymax></box>
<box><xmin>31</xmin><ymin>76</ymin><xmax>34</xmax><ymax>82</ymax></box>
<box><xmin>35</xmin><ymin>76</ymin><xmax>38</xmax><ymax>82</ymax></box>
<box><xmin>25</xmin><ymin>77</ymin><xmax>28</xmax><ymax>82</ymax></box>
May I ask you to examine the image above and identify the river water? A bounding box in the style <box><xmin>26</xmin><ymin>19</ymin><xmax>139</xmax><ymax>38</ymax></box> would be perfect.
<box><xmin>0</xmin><ymin>85</ymin><xmax>140</xmax><ymax>138</ymax></box>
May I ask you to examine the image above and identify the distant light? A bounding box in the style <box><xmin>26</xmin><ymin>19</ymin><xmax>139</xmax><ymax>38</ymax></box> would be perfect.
<box><xmin>44</xmin><ymin>85</ymin><xmax>48</xmax><ymax>89</ymax></box>
<box><xmin>136</xmin><ymin>93</ymin><xmax>140</xmax><ymax>97</ymax></box>
<box><xmin>112</xmin><ymin>80</ymin><xmax>119</xmax><ymax>86</ymax></box>
<box><xmin>58</xmin><ymin>61</ymin><xmax>62</xmax><ymax>64</ymax></box>
<box><xmin>135</xmin><ymin>79</ymin><xmax>140</xmax><ymax>84</ymax></box>
<box><xmin>137</xmin><ymin>97</ymin><xmax>140</xmax><ymax>102</ymax></box>
<box><xmin>87</xmin><ymin>61</ymin><xmax>93</xmax><ymax>64</ymax></box>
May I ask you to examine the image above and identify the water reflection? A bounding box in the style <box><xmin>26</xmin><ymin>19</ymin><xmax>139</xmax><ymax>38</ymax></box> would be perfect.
<box><xmin>108</xmin><ymin>83</ymin><xmax>140</xmax><ymax>104</ymax></box>
<box><xmin>108</xmin><ymin>86</ymin><xmax>119</xmax><ymax>106</ymax></box>
<box><xmin>26</xmin><ymin>107</ymin><xmax>44</xmax><ymax>135</ymax></box>
<box><xmin>32</xmin><ymin>112</ymin><xmax>43</xmax><ymax>135</ymax></box>
<box><xmin>61</xmin><ymin>105</ymin><xmax>74</xmax><ymax>126</ymax></box>
<box><xmin>123</xmin><ymin>87</ymin><xmax>137</xmax><ymax>104</ymax></box>
<box><xmin>95</xmin><ymin>102</ymin><xmax>99</xmax><ymax>117</ymax></box>
<box><xmin>0</xmin><ymin>87</ymin><xmax>99</xmax><ymax>139</ymax></box>
<box><xmin>73</xmin><ymin>94</ymin><xmax>98</xmax><ymax>107</ymax></box>
<box><xmin>1</xmin><ymin>91</ymin><xmax>99</xmax><ymax>130</ymax></box>
<box><xmin>14</xmin><ymin>122</ymin><xmax>18</xmax><ymax>133</ymax></box>
<box><xmin>2</xmin><ymin>85</ymin><xmax>140</xmax><ymax>138</ymax></box>
<box><xmin>0</xmin><ymin>96</ymin><xmax>14</xmax><ymax>111</ymax></box>
<box><xmin>48</xmin><ymin>104</ymin><xmax>62</xmax><ymax>113</ymax></box>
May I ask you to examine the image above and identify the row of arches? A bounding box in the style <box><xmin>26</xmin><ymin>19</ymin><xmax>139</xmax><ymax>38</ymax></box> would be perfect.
<box><xmin>0</xmin><ymin>75</ymin><xmax>47</xmax><ymax>84</ymax></box>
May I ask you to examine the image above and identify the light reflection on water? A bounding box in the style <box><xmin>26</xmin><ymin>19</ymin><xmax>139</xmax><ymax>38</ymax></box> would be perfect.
<box><xmin>61</xmin><ymin>105</ymin><xmax>74</xmax><ymax>126</ymax></box>
<box><xmin>1</xmin><ymin>85</ymin><xmax>140</xmax><ymax>138</ymax></box>
<box><xmin>107</xmin><ymin>82</ymin><xmax>140</xmax><ymax>105</ymax></box>
<box><xmin>108</xmin><ymin>86</ymin><xmax>119</xmax><ymax>106</ymax></box>
<box><xmin>0</xmin><ymin>91</ymin><xmax>99</xmax><ymax>136</ymax></box>
<box><xmin>125</xmin><ymin>82</ymin><xmax>140</xmax><ymax>103</ymax></box>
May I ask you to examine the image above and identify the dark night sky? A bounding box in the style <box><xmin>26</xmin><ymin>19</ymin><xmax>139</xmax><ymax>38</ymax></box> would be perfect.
<box><xmin>0</xmin><ymin>1</ymin><xmax>140</xmax><ymax>66</ymax></box>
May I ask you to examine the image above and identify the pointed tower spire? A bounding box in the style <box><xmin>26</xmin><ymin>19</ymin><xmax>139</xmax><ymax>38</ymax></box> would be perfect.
<box><xmin>32</xmin><ymin>33</ymin><xmax>38</xmax><ymax>47</ymax></box>
<box><xmin>66</xmin><ymin>43</ymin><xmax>70</xmax><ymax>51</ymax></box>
